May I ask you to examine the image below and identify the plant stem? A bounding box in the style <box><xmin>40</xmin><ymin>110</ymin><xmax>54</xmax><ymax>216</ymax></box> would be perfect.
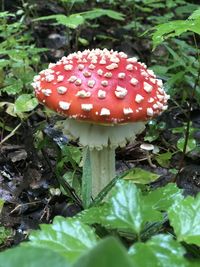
<box><xmin>90</xmin><ymin>146</ymin><xmax>115</xmax><ymax>197</ymax></box>
<box><xmin>174</xmin><ymin>34</ymin><xmax>200</xmax><ymax>181</ymax></box>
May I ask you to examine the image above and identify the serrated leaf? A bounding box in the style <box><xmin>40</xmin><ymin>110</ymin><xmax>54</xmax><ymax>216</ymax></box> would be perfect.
<box><xmin>168</xmin><ymin>194</ymin><xmax>200</xmax><ymax>246</ymax></box>
<box><xmin>0</xmin><ymin>246</ymin><xmax>69</xmax><ymax>267</ymax></box>
<box><xmin>143</xmin><ymin>183</ymin><xmax>183</xmax><ymax>211</ymax></box>
<box><xmin>189</xmin><ymin>8</ymin><xmax>200</xmax><ymax>19</ymax></box>
<box><xmin>81</xmin><ymin>8</ymin><xmax>124</xmax><ymax>21</ymax></box>
<box><xmin>102</xmin><ymin>180</ymin><xmax>162</xmax><ymax>234</ymax></box>
<box><xmin>29</xmin><ymin>216</ymin><xmax>97</xmax><ymax>263</ymax></box>
<box><xmin>34</xmin><ymin>14</ymin><xmax>85</xmax><ymax>29</ymax></box>
<box><xmin>151</xmin><ymin>10</ymin><xmax>200</xmax><ymax>49</ymax></box>
<box><xmin>123</xmin><ymin>167</ymin><xmax>160</xmax><ymax>184</ymax></box>
<box><xmin>129</xmin><ymin>234</ymin><xmax>188</xmax><ymax>267</ymax></box>
<box><xmin>2</xmin><ymin>78</ymin><xmax>23</xmax><ymax>95</ymax></box>
<box><xmin>74</xmin><ymin>237</ymin><xmax>133</xmax><ymax>267</ymax></box>
<box><xmin>79</xmin><ymin>180</ymin><xmax>163</xmax><ymax>234</ymax></box>
<box><xmin>14</xmin><ymin>94</ymin><xmax>38</xmax><ymax>113</ymax></box>
<box><xmin>34</xmin><ymin>8</ymin><xmax>124</xmax><ymax>29</ymax></box>
<box><xmin>77</xmin><ymin>204</ymin><xmax>110</xmax><ymax>225</ymax></box>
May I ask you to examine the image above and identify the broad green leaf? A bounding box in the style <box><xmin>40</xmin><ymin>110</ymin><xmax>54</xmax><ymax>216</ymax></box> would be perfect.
<box><xmin>79</xmin><ymin>180</ymin><xmax>162</xmax><ymax>233</ymax></box>
<box><xmin>168</xmin><ymin>194</ymin><xmax>200</xmax><ymax>246</ymax></box>
<box><xmin>129</xmin><ymin>234</ymin><xmax>188</xmax><ymax>267</ymax></box>
<box><xmin>177</xmin><ymin>137</ymin><xmax>196</xmax><ymax>153</ymax></box>
<box><xmin>103</xmin><ymin>180</ymin><xmax>161</xmax><ymax>234</ymax></box>
<box><xmin>0</xmin><ymin>246</ymin><xmax>69</xmax><ymax>267</ymax></box>
<box><xmin>189</xmin><ymin>8</ymin><xmax>200</xmax><ymax>19</ymax></box>
<box><xmin>143</xmin><ymin>183</ymin><xmax>183</xmax><ymax>211</ymax></box>
<box><xmin>74</xmin><ymin>237</ymin><xmax>133</xmax><ymax>267</ymax></box>
<box><xmin>29</xmin><ymin>216</ymin><xmax>97</xmax><ymax>263</ymax></box>
<box><xmin>77</xmin><ymin>204</ymin><xmax>110</xmax><ymax>225</ymax></box>
<box><xmin>123</xmin><ymin>167</ymin><xmax>160</xmax><ymax>184</ymax></box>
<box><xmin>14</xmin><ymin>94</ymin><xmax>38</xmax><ymax>113</ymax></box>
<box><xmin>155</xmin><ymin>152</ymin><xmax>173</xmax><ymax>167</ymax></box>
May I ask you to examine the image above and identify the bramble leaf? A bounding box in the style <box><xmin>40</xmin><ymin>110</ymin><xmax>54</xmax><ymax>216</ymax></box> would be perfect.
<box><xmin>168</xmin><ymin>194</ymin><xmax>200</xmax><ymax>246</ymax></box>
<box><xmin>129</xmin><ymin>234</ymin><xmax>188</xmax><ymax>267</ymax></box>
<box><xmin>29</xmin><ymin>216</ymin><xmax>98</xmax><ymax>263</ymax></box>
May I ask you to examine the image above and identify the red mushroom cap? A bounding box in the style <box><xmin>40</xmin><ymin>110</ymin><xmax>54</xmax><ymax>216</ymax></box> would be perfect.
<box><xmin>32</xmin><ymin>49</ymin><xmax>169</xmax><ymax>124</ymax></box>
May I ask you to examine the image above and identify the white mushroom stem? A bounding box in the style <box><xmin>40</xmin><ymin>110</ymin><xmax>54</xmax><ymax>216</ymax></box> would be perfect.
<box><xmin>62</xmin><ymin>119</ymin><xmax>146</xmax><ymax>197</ymax></box>
<box><xmin>90</xmin><ymin>147</ymin><xmax>115</xmax><ymax>197</ymax></box>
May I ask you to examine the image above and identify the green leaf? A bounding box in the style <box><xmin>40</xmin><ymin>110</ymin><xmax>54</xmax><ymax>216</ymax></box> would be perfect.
<box><xmin>14</xmin><ymin>94</ymin><xmax>38</xmax><ymax>113</ymax></box>
<box><xmin>74</xmin><ymin>237</ymin><xmax>133</xmax><ymax>267</ymax></box>
<box><xmin>155</xmin><ymin>152</ymin><xmax>173</xmax><ymax>167</ymax></box>
<box><xmin>150</xmin><ymin>8</ymin><xmax>200</xmax><ymax>49</ymax></box>
<box><xmin>0</xmin><ymin>246</ymin><xmax>69</xmax><ymax>267</ymax></box>
<box><xmin>29</xmin><ymin>216</ymin><xmax>97</xmax><ymax>263</ymax></box>
<box><xmin>34</xmin><ymin>14</ymin><xmax>85</xmax><ymax>29</ymax></box>
<box><xmin>143</xmin><ymin>183</ymin><xmax>183</xmax><ymax>211</ymax></box>
<box><xmin>177</xmin><ymin>137</ymin><xmax>196</xmax><ymax>153</ymax></box>
<box><xmin>129</xmin><ymin>234</ymin><xmax>188</xmax><ymax>267</ymax></box>
<box><xmin>77</xmin><ymin>204</ymin><xmax>110</xmax><ymax>225</ymax></box>
<box><xmin>0</xmin><ymin>226</ymin><xmax>12</xmax><ymax>246</ymax></box>
<box><xmin>34</xmin><ymin>8</ymin><xmax>124</xmax><ymax>29</ymax></box>
<box><xmin>189</xmin><ymin>8</ymin><xmax>200</xmax><ymax>19</ymax></box>
<box><xmin>2</xmin><ymin>78</ymin><xmax>23</xmax><ymax>95</ymax></box>
<box><xmin>80</xmin><ymin>8</ymin><xmax>124</xmax><ymax>21</ymax></box>
<box><xmin>79</xmin><ymin>180</ymin><xmax>163</xmax><ymax>234</ymax></box>
<box><xmin>123</xmin><ymin>167</ymin><xmax>160</xmax><ymax>184</ymax></box>
<box><xmin>168</xmin><ymin>194</ymin><xmax>200</xmax><ymax>246</ymax></box>
<box><xmin>0</xmin><ymin>59</ymin><xmax>10</xmax><ymax>68</ymax></box>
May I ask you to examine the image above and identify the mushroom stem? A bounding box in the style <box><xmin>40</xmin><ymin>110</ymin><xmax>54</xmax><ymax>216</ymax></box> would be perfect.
<box><xmin>90</xmin><ymin>146</ymin><xmax>115</xmax><ymax>197</ymax></box>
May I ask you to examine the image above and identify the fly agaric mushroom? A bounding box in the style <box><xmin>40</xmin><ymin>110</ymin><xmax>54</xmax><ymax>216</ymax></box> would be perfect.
<box><xmin>32</xmin><ymin>48</ymin><xmax>169</xmax><ymax>197</ymax></box>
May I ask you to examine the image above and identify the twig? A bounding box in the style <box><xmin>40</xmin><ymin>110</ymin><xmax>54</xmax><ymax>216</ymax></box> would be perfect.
<box><xmin>0</xmin><ymin>123</ymin><xmax>22</xmax><ymax>146</ymax></box>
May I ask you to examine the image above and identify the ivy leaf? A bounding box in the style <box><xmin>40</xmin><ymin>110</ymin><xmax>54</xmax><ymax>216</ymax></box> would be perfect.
<box><xmin>74</xmin><ymin>237</ymin><xmax>133</xmax><ymax>267</ymax></box>
<box><xmin>129</xmin><ymin>234</ymin><xmax>188</xmax><ymax>267</ymax></box>
<box><xmin>29</xmin><ymin>216</ymin><xmax>97</xmax><ymax>263</ymax></box>
<box><xmin>123</xmin><ymin>167</ymin><xmax>160</xmax><ymax>184</ymax></box>
<box><xmin>168</xmin><ymin>194</ymin><xmax>200</xmax><ymax>246</ymax></box>
<box><xmin>14</xmin><ymin>94</ymin><xmax>38</xmax><ymax>113</ymax></box>
<box><xmin>0</xmin><ymin>246</ymin><xmax>69</xmax><ymax>267</ymax></box>
<box><xmin>143</xmin><ymin>183</ymin><xmax>183</xmax><ymax>211</ymax></box>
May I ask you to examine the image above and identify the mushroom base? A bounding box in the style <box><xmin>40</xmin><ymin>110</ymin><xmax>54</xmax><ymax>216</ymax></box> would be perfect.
<box><xmin>63</xmin><ymin>119</ymin><xmax>146</xmax><ymax>150</ymax></box>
